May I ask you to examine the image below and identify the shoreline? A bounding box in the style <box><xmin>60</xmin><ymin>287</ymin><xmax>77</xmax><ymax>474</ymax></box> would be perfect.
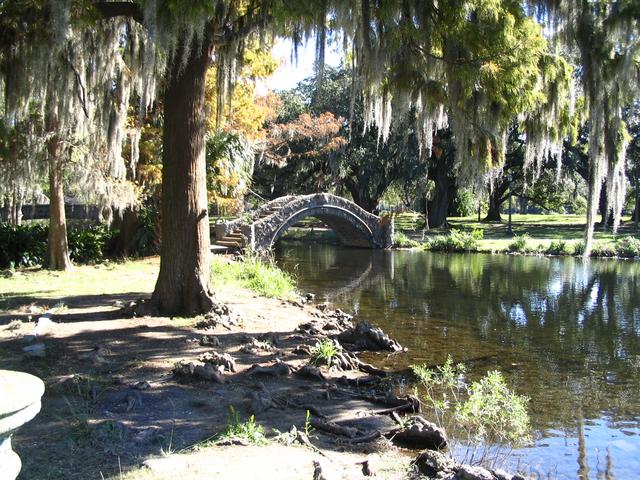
<box><xmin>0</xmin><ymin>256</ymin><xmax>530</xmax><ymax>480</ymax></box>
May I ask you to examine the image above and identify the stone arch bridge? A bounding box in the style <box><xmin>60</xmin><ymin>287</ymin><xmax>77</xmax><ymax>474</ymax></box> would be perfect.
<box><xmin>213</xmin><ymin>193</ymin><xmax>393</xmax><ymax>252</ymax></box>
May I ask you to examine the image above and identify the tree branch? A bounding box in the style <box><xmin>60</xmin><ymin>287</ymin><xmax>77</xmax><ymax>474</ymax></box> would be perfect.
<box><xmin>94</xmin><ymin>2</ymin><xmax>143</xmax><ymax>24</ymax></box>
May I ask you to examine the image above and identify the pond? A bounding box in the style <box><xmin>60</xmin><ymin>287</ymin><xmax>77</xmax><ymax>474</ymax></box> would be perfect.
<box><xmin>274</xmin><ymin>242</ymin><xmax>640</xmax><ymax>479</ymax></box>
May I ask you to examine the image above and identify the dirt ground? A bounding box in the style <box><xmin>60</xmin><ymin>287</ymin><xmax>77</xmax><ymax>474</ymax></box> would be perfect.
<box><xmin>0</xmin><ymin>260</ymin><xmax>415</xmax><ymax>480</ymax></box>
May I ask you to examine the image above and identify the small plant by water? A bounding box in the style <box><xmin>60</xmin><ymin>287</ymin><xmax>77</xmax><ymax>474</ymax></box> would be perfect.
<box><xmin>546</xmin><ymin>239</ymin><xmax>571</xmax><ymax>255</ymax></box>
<box><xmin>393</xmin><ymin>231</ymin><xmax>421</xmax><ymax>248</ymax></box>
<box><xmin>220</xmin><ymin>406</ymin><xmax>267</xmax><ymax>445</ymax></box>
<box><xmin>615</xmin><ymin>237</ymin><xmax>640</xmax><ymax>258</ymax></box>
<box><xmin>310</xmin><ymin>338</ymin><xmax>340</xmax><ymax>367</ymax></box>
<box><xmin>508</xmin><ymin>234</ymin><xmax>530</xmax><ymax>253</ymax></box>
<box><xmin>412</xmin><ymin>356</ymin><xmax>531</xmax><ymax>468</ymax></box>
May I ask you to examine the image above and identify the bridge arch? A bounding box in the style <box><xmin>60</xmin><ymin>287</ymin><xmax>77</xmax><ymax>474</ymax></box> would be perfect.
<box><xmin>214</xmin><ymin>193</ymin><xmax>393</xmax><ymax>252</ymax></box>
<box><xmin>268</xmin><ymin>205</ymin><xmax>377</xmax><ymax>248</ymax></box>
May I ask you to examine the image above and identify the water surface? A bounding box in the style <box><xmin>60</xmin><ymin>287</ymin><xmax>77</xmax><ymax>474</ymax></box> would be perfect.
<box><xmin>274</xmin><ymin>243</ymin><xmax>640</xmax><ymax>478</ymax></box>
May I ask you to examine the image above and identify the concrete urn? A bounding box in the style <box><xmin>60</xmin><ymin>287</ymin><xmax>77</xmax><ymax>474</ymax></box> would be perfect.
<box><xmin>0</xmin><ymin>370</ymin><xmax>45</xmax><ymax>480</ymax></box>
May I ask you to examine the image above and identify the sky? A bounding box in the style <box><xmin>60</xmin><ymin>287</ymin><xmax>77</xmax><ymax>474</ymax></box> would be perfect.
<box><xmin>261</xmin><ymin>38</ymin><xmax>344</xmax><ymax>94</ymax></box>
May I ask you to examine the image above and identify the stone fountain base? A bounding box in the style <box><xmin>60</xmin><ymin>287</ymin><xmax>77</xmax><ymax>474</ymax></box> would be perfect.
<box><xmin>0</xmin><ymin>370</ymin><xmax>45</xmax><ymax>480</ymax></box>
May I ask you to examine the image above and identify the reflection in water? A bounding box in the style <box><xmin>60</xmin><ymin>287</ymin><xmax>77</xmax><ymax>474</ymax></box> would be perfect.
<box><xmin>274</xmin><ymin>242</ymin><xmax>640</xmax><ymax>478</ymax></box>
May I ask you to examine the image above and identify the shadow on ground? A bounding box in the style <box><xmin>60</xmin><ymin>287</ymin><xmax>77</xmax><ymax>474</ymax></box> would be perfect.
<box><xmin>1</xmin><ymin>291</ymin><xmax>402</xmax><ymax>480</ymax></box>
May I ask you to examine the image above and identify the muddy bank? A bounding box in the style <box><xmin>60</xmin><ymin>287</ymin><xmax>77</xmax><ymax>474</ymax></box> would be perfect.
<box><xmin>1</xmin><ymin>268</ymin><xmax>523</xmax><ymax>480</ymax></box>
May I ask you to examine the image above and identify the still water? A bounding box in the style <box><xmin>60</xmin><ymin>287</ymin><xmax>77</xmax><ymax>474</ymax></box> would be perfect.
<box><xmin>274</xmin><ymin>242</ymin><xmax>640</xmax><ymax>479</ymax></box>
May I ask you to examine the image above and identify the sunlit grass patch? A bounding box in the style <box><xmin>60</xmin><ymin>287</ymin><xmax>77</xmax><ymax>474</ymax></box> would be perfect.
<box><xmin>0</xmin><ymin>258</ymin><xmax>159</xmax><ymax>311</ymax></box>
<box><xmin>211</xmin><ymin>256</ymin><xmax>297</xmax><ymax>300</ymax></box>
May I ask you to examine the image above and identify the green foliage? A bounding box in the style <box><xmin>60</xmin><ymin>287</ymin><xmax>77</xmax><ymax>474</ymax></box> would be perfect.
<box><xmin>426</xmin><ymin>229</ymin><xmax>483</xmax><ymax>252</ymax></box>
<box><xmin>0</xmin><ymin>222</ymin><xmax>115</xmax><ymax>268</ymax></box>
<box><xmin>452</xmin><ymin>190</ymin><xmax>477</xmax><ymax>217</ymax></box>
<box><xmin>220</xmin><ymin>406</ymin><xmax>267</xmax><ymax>445</ymax></box>
<box><xmin>507</xmin><ymin>234</ymin><xmax>530</xmax><ymax>253</ymax></box>
<box><xmin>128</xmin><ymin>203</ymin><xmax>160</xmax><ymax>257</ymax></box>
<box><xmin>546</xmin><ymin>239</ymin><xmax>572</xmax><ymax>255</ymax></box>
<box><xmin>304</xmin><ymin>409</ymin><xmax>314</xmax><ymax>437</ymax></box>
<box><xmin>457</xmin><ymin>371</ymin><xmax>531</xmax><ymax>446</ymax></box>
<box><xmin>206</xmin><ymin>130</ymin><xmax>255</xmax><ymax>216</ymax></box>
<box><xmin>310</xmin><ymin>338</ymin><xmax>340</xmax><ymax>367</ymax></box>
<box><xmin>67</xmin><ymin>224</ymin><xmax>112</xmax><ymax>264</ymax></box>
<box><xmin>412</xmin><ymin>356</ymin><xmax>466</xmax><ymax>430</ymax></box>
<box><xmin>210</xmin><ymin>256</ymin><xmax>297</xmax><ymax>300</ymax></box>
<box><xmin>413</xmin><ymin>358</ymin><xmax>531</xmax><ymax>467</ymax></box>
<box><xmin>0</xmin><ymin>222</ymin><xmax>48</xmax><ymax>267</ymax></box>
<box><xmin>615</xmin><ymin>237</ymin><xmax>640</xmax><ymax>258</ymax></box>
<box><xmin>392</xmin><ymin>231</ymin><xmax>421</xmax><ymax>248</ymax></box>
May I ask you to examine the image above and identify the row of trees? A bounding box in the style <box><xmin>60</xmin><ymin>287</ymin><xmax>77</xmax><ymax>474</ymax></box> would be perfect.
<box><xmin>1</xmin><ymin>1</ymin><xmax>638</xmax><ymax>315</ymax></box>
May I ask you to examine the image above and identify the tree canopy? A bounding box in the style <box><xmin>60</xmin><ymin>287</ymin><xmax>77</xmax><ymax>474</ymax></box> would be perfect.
<box><xmin>1</xmin><ymin>0</ymin><xmax>638</xmax><ymax>313</ymax></box>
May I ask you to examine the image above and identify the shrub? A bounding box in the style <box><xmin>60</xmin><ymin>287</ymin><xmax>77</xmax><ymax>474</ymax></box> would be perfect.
<box><xmin>546</xmin><ymin>239</ymin><xmax>571</xmax><ymax>255</ymax></box>
<box><xmin>573</xmin><ymin>241</ymin><xmax>585</xmax><ymax>256</ymax></box>
<box><xmin>590</xmin><ymin>243</ymin><xmax>616</xmax><ymax>258</ymax></box>
<box><xmin>412</xmin><ymin>356</ymin><xmax>466</xmax><ymax>431</ymax></box>
<box><xmin>426</xmin><ymin>229</ymin><xmax>483</xmax><ymax>252</ymax></box>
<box><xmin>0</xmin><ymin>222</ymin><xmax>116</xmax><ymax>268</ymax></box>
<box><xmin>412</xmin><ymin>358</ymin><xmax>531</xmax><ymax>468</ymax></box>
<box><xmin>615</xmin><ymin>237</ymin><xmax>640</xmax><ymax>258</ymax></box>
<box><xmin>507</xmin><ymin>234</ymin><xmax>530</xmax><ymax>253</ymax></box>
<box><xmin>457</xmin><ymin>371</ymin><xmax>531</xmax><ymax>446</ymax></box>
<box><xmin>0</xmin><ymin>222</ymin><xmax>48</xmax><ymax>267</ymax></box>
<box><xmin>68</xmin><ymin>224</ymin><xmax>114</xmax><ymax>263</ymax></box>
<box><xmin>393</xmin><ymin>231</ymin><xmax>421</xmax><ymax>248</ymax></box>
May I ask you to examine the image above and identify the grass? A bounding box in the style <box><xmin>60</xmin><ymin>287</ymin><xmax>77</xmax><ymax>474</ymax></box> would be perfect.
<box><xmin>444</xmin><ymin>213</ymin><xmax>640</xmax><ymax>253</ymax></box>
<box><xmin>211</xmin><ymin>256</ymin><xmax>298</xmax><ymax>300</ymax></box>
<box><xmin>1</xmin><ymin>254</ymin><xmax>299</xmax><ymax>312</ymax></box>
<box><xmin>217</xmin><ymin>406</ymin><xmax>268</xmax><ymax>446</ymax></box>
<box><xmin>310</xmin><ymin>338</ymin><xmax>340</xmax><ymax>367</ymax></box>
<box><xmin>0</xmin><ymin>258</ymin><xmax>159</xmax><ymax>310</ymax></box>
<box><xmin>386</xmin><ymin>213</ymin><xmax>640</xmax><ymax>256</ymax></box>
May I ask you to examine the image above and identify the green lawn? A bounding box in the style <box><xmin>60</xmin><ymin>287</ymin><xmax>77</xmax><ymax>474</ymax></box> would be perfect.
<box><xmin>395</xmin><ymin>213</ymin><xmax>640</xmax><ymax>253</ymax></box>
<box><xmin>0</xmin><ymin>258</ymin><xmax>159</xmax><ymax>310</ymax></box>
<box><xmin>0</xmin><ymin>256</ymin><xmax>298</xmax><ymax>312</ymax></box>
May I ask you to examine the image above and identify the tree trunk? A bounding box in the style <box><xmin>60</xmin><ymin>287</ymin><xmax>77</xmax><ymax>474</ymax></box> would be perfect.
<box><xmin>634</xmin><ymin>168</ymin><xmax>639</xmax><ymax>228</ymax></box>
<box><xmin>426</xmin><ymin>158</ymin><xmax>454</xmax><ymax>228</ymax></box>
<box><xmin>112</xmin><ymin>207</ymin><xmax>140</xmax><ymax>256</ymax></box>
<box><xmin>483</xmin><ymin>188</ymin><xmax>504</xmax><ymax>222</ymax></box>
<box><xmin>47</xmin><ymin>138</ymin><xmax>72</xmax><ymax>271</ymax></box>
<box><xmin>151</xmin><ymin>33</ymin><xmax>215</xmax><ymax>316</ymax></box>
<box><xmin>597</xmin><ymin>181</ymin><xmax>614</xmax><ymax>229</ymax></box>
<box><xmin>10</xmin><ymin>190</ymin><xmax>23</xmax><ymax>226</ymax></box>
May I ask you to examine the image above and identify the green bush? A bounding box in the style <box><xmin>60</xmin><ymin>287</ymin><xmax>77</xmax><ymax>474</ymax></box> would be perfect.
<box><xmin>457</xmin><ymin>370</ymin><xmax>531</xmax><ymax>446</ymax></box>
<box><xmin>615</xmin><ymin>237</ymin><xmax>640</xmax><ymax>258</ymax></box>
<box><xmin>68</xmin><ymin>224</ymin><xmax>114</xmax><ymax>264</ymax></box>
<box><xmin>426</xmin><ymin>229</ymin><xmax>483</xmax><ymax>252</ymax></box>
<box><xmin>507</xmin><ymin>234</ymin><xmax>530</xmax><ymax>253</ymax></box>
<box><xmin>546</xmin><ymin>239</ymin><xmax>571</xmax><ymax>255</ymax></box>
<box><xmin>412</xmin><ymin>358</ymin><xmax>531</xmax><ymax>468</ymax></box>
<box><xmin>0</xmin><ymin>222</ymin><xmax>48</xmax><ymax>267</ymax></box>
<box><xmin>590</xmin><ymin>243</ymin><xmax>616</xmax><ymax>258</ymax></box>
<box><xmin>393</xmin><ymin>231</ymin><xmax>421</xmax><ymax>248</ymax></box>
<box><xmin>0</xmin><ymin>222</ymin><xmax>115</xmax><ymax>268</ymax></box>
